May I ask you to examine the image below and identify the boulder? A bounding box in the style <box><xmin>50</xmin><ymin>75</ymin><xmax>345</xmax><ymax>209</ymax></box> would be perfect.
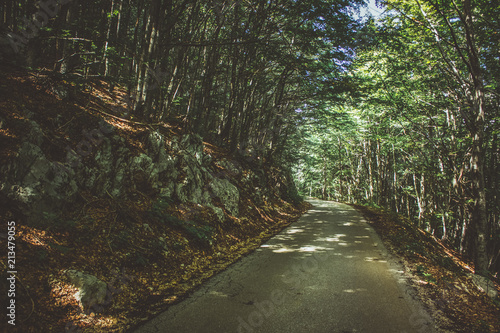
<box><xmin>218</xmin><ymin>159</ymin><xmax>242</xmax><ymax>177</ymax></box>
<box><xmin>209</xmin><ymin>177</ymin><xmax>239</xmax><ymax>217</ymax></box>
<box><xmin>467</xmin><ymin>273</ymin><xmax>499</xmax><ymax>300</ymax></box>
<box><xmin>0</xmin><ymin>141</ymin><xmax>78</xmax><ymax>222</ymax></box>
<box><xmin>65</xmin><ymin>270</ymin><xmax>108</xmax><ymax>313</ymax></box>
<box><xmin>175</xmin><ymin>153</ymin><xmax>205</xmax><ymax>204</ymax></box>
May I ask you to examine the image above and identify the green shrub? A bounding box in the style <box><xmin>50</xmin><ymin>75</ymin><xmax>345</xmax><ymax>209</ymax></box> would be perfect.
<box><xmin>416</xmin><ymin>265</ymin><xmax>437</xmax><ymax>284</ymax></box>
<box><xmin>181</xmin><ymin>221</ymin><xmax>214</xmax><ymax>246</ymax></box>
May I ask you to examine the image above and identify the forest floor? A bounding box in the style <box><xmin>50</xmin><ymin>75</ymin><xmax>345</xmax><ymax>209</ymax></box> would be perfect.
<box><xmin>353</xmin><ymin>204</ymin><xmax>500</xmax><ymax>333</ymax></box>
<box><xmin>0</xmin><ymin>66</ymin><xmax>310</xmax><ymax>333</ymax></box>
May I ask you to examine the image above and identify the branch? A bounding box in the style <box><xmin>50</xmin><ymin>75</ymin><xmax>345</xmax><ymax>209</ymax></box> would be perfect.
<box><xmin>55</xmin><ymin>52</ymin><xmax>96</xmax><ymax>63</ymax></box>
<box><xmin>46</xmin><ymin>36</ymin><xmax>94</xmax><ymax>42</ymax></box>
<box><xmin>88</xmin><ymin>106</ymin><xmax>163</xmax><ymax>128</ymax></box>
<box><xmin>414</xmin><ymin>0</ymin><xmax>471</xmax><ymax>91</ymax></box>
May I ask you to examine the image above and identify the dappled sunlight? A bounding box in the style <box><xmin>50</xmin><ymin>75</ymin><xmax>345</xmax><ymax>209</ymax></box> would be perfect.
<box><xmin>306</xmin><ymin>210</ymin><xmax>325</xmax><ymax>214</ymax></box>
<box><xmin>208</xmin><ymin>291</ymin><xmax>229</xmax><ymax>298</ymax></box>
<box><xmin>273</xmin><ymin>247</ymin><xmax>297</xmax><ymax>253</ymax></box>
<box><xmin>315</xmin><ymin>234</ymin><xmax>346</xmax><ymax>243</ymax></box>
<box><xmin>286</xmin><ymin>228</ymin><xmax>305</xmax><ymax>234</ymax></box>
<box><xmin>261</xmin><ymin>243</ymin><xmax>331</xmax><ymax>254</ymax></box>
<box><xmin>364</xmin><ymin>257</ymin><xmax>386</xmax><ymax>263</ymax></box>
<box><xmin>18</xmin><ymin>225</ymin><xmax>52</xmax><ymax>248</ymax></box>
<box><xmin>299</xmin><ymin>245</ymin><xmax>328</xmax><ymax>252</ymax></box>
<box><xmin>342</xmin><ymin>288</ymin><xmax>368</xmax><ymax>293</ymax></box>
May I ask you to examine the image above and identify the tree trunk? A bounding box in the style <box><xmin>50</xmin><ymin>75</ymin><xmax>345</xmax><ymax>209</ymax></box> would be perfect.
<box><xmin>59</xmin><ymin>4</ymin><xmax>73</xmax><ymax>74</ymax></box>
<box><xmin>464</xmin><ymin>0</ymin><xmax>489</xmax><ymax>275</ymax></box>
<box><xmin>103</xmin><ymin>0</ymin><xmax>116</xmax><ymax>77</ymax></box>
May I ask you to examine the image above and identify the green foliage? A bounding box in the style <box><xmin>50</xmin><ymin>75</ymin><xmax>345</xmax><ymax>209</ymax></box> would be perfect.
<box><xmin>181</xmin><ymin>220</ymin><xmax>214</xmax><ymax>247</ymax></box>
<box><xmin>404</xmin><ymin>242</ymin><xmax>426</xmax><ymax>255</ymax></box>
<box><xmin>285</xmin><ymin>183</ymin><xmax>304</xmax><ymax>205</ymax></box>
<box><xmin>416</xmin><ymin>265</ymin><xmax>437</xmax><ymax>284</ymax></box>
<box><xmin>149</xmin><ymin>198</ymin><xmax>171</xmax><ymax>215</ymax></box>
<box><xmin>292</xmin><ymin>0</ymin><xmax>500</xmax><ymax>277</ymax></box>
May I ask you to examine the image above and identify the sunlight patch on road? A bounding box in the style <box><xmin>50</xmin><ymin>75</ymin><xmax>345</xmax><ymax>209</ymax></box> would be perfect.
<box><xmin>364</xmin><ymin>257</ymin><xmax>386</xmax><ymax>262</ymax></box>
<box><xmin>209</xmin><ymin>291</ymin><xmax>228</xmax><ymax>298</ymax></box>
<box><xmin>286</xmin><ymin>228</ymin><xmax>305</xmax><ymax>234</ymax></box>
<box><xmin>315</xmin><ymin>235</ymin><xmax>345</xmax><ymax>242</ymax></box>
<box><xmin>273</xmin><ymin>247</ymin><xmax>296</xmax><ymax>253</ymax></box>
<box><xmin>266</xmin><ymin>244</ymin><xmax>330</xmax><ymax>253</ymax></box>
<box><xmin>299</xmin><ymin>245</ymin><xmax>328</xmax><ymax>252</ymax></box>
<box><xmin>343</xmin><ymin>288</ymin><xmax>368</xmax><ymax>293</ymax></box>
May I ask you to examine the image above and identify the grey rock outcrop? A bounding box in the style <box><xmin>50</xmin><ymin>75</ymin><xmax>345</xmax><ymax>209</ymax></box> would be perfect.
<box><xmin>65</xmin><ymin>270</ymin><xmax>108</xmax><ymax>313</ymax></box>
<box><xmin>0</xmin><ymin>113</ymin><xmax>297</xmax><ymax>226</ymax></box>
<box><xmin>467</xmin><ymin>273</ymin><xmax>499</xmax><ymax>300</ymax></box>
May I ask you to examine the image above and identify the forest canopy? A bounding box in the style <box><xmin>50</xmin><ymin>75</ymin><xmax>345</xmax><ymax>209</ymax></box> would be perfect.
<box><xmin>1</xmin><ymin>0</ymin><xmax>498</xmax><ymax>276</ymax></box>
<box><xmin>294</xmin><ymin>0</ymin><xmax>500</xmax><ymax>276</ymax></box>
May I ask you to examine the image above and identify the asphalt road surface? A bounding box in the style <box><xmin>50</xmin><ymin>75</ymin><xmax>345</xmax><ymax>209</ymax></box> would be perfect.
<box><xmin>133</xmin><ymin>200</ymin><xmax>435</xmax><ymax>333</ymax></box>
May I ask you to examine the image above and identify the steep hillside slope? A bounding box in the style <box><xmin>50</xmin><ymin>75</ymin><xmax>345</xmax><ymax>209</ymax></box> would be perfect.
<box><xmin>0</xmin><ymin>65</ymin><xmax>309</xmax><ymax>332</ymax></box>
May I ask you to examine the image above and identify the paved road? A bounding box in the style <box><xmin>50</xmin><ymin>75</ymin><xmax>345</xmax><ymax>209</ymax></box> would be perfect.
<box><xmin>132</xmin><ymin>200</ymin><xmax>435</xmax><ymax>333</ymax></box>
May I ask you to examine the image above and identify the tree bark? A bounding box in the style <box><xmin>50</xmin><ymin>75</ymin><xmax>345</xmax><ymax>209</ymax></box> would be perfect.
<box><xmin>463</xmin><ymin>0</ymin><xmax>489</xmax><ymax>274</ymax></box>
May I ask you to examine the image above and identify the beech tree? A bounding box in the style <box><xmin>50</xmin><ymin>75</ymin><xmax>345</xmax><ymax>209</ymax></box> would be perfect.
<box><xmin>294</xmin><ymin>0</ymin><xmax>500</xmax><ymax>275</ymax></box>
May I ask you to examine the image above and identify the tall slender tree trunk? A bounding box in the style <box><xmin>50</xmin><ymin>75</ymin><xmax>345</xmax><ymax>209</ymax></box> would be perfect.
<box><xmin>464</xmin><ymin>0</ymin><xmax>489</xmax><ymax>274</ymax></box>
<box><xmin>104</xmin><ymin>0</ymin><xmax>116</xmax><ymax>77</ymax></box>
<box><xmin>59</xmin><ymin>4</ymin><xmax>73</xmax><ymax>74</ymax></box>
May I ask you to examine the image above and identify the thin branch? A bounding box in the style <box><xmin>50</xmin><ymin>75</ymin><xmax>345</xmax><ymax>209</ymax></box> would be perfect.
<box><xmin>414</xmin><ymin>0</ymin><xmax>471</xmax><ymax>91</ymax></box>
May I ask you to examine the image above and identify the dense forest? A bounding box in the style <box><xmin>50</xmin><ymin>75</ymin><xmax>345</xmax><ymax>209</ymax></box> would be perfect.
<box><xmin>1</xmin><ymin>0</ymin><xmax>499</xmax><ymax>278</ymax></box>
<box><xmin>1</xmin><ymin>0</ymin><xmax>364</xmax><ymax>156</ymax></box>
<box><xmin>0</xmin><ymin>0</ymin><xmax>499</xmax><ymax>330</ymax></box>
<box><xmin>293</xmin><ymin>0</ymin><xmax>500</xmax><ymax>277</ymax></box>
